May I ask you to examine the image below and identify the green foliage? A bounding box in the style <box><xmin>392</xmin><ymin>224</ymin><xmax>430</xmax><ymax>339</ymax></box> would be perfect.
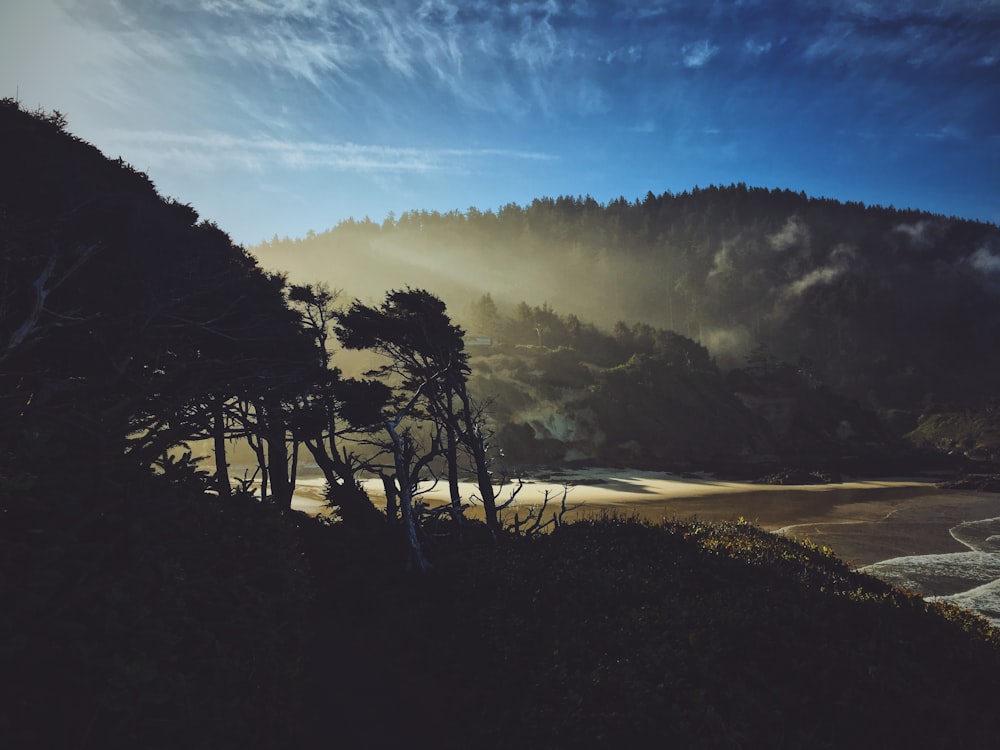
<box><xmin>906</xmin><ymin>406</ymin><xmax>1000</xmax><ymax>460</ymax></box>
<box><xmin>461</xmin><ymin>303</ymin><xmax>767</xmax><ymax>467</ymax></box>
<box><xmin>585</xmin><ymin>353</ymin><xmax>766</xmax><ymax>463</ymax></box>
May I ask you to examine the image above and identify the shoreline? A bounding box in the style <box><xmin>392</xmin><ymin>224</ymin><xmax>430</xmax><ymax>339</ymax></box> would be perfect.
<box><xmin>290</xmin><ymin>468</ymin><xmax>1000</xmax><ymax>568</ymax></box>
<box><xmin>289</xmin><ymin>467</ymin><xmax>1000</xmax><ymax>622</ymax></box>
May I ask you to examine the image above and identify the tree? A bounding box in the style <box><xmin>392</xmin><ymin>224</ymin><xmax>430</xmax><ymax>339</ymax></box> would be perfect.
<box><xmin>0</xmin><ymin>99</ymin><xmax>318</xmax><ymax>510</ymax></box>
<box><xmin>337</xmin><ymin>289</ymin><xmax>512</xmax><ymax>538</ymax></box>
<box><xmin>285</xmin><ymin>283</ymin><xmax>387</xmax><ymax>527</ymax></box>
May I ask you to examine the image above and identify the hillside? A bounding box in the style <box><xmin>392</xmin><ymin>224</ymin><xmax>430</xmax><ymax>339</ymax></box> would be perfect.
<box><xmin>251</xmin><ymin>190</ymin><xmax>1000</xmax><ymax>464</ymax></box>
<box><xmin>1</xmin><ymin>99</ymin><xmax>316</xmax><ymax>748</ymax></box>
<box><xmin>454</xmin><ymin>307</ymin><xmax>906</xmax><ymax>474</ymax></box>
<box><xmin>306</xmin><ymin>517</ymin><xmax>1000</xmax><ymax>749</ymax></box>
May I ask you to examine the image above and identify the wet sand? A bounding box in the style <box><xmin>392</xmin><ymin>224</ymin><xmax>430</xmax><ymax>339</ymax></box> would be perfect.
<box><xmin>506</xmin><ymin>479</ymin><xmax>1000</xmax><ymax>567</ymax></box>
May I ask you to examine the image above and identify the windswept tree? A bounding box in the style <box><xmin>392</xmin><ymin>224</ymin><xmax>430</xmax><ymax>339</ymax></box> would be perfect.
<box><xmin>336</xmin><ymin>288</ymin><xmax>510</xmax><ymax>536</ymax></box>
<box><xmin>285</xmin><ymin>282</ymin><xmax>387</xmax><ymax>528</ymax></box>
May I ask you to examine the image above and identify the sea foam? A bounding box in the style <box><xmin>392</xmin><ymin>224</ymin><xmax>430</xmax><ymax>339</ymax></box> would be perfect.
<box><xmin>861</xmin><ymin>516</ymin><xmax>1000</xmax><ymax>626</ymax></box>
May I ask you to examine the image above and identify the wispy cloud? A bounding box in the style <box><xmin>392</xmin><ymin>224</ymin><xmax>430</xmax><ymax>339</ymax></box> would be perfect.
<box><xmin>682</xmin><ymin>40</ymin><xmax>719</xmax><ymax>68</ymax></box>
<box><xmin>800</xmin><ymin>3</ymin><xmax>1000</xmax><ymax>70</ymax></box>
<box><xmin>784</xmin><ymin>244</ymin><xmax>856</xmax><ymax>298</ymax></box>
<box><xmin>9</xmin><ymin>0</ymin><xmax>997</xmax><ymax>240</ymax></box>
<box><xmin>101</xmin><ymin>129</ymin><xmax>556</xmax><ymax>174</ymax></box>
<box><xmin>918</xmin><ymin>125</ymin><xmax>970</xmax><ymax>141</ymax></box>
<box><xmin>744</xmin><ymin>39</ymin><xmax>773</xmax><ymax>56</ymax></box>
<box><xmin>510</xmin><ymin>13</ymin><xmax>561</xmax><ymax>68</ymax></box>
<box><xmin>602</xmin><ymin>45</ymin><xmax>642</xmax><ymax>64</ymax></box>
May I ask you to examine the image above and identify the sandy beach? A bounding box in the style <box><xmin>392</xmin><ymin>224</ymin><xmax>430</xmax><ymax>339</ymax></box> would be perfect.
<box><xmin>288</xmin><ymin>468</ymin><xmax>1000</xmax><ymax>622</ymax></box>
<box><xmin>290</xmin><ymin>468</ymin><xmax>1000</xmax><ymax>568</ymax></box>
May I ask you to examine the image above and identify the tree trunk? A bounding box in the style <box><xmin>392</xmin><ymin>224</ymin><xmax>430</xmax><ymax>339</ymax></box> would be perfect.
<box><xmin>459</xmin><ymin>389</ymin><xmax>499</xmax><ymax>535</ymax></box>
<box><xmin>240</xmin><ymin>400</ymin><xmax>269</xmax><ymax>501</ymax></box>
<box><xmin>443</xmin><ymin>396</ymin><xmax>463</xmax><ymax>521</ymax></box>
<box><xmin>212</xmin><ymin>395</ymin><xmax>231</xmax><ymax>499</ymax></box>
<box><xmin>303</xmin><ymin>438</ymin><xmax>384</xmax><ymax>529</ymax></box>
<box><xmin>385</xmin><ymin>420</ymin><xmax>429</xmax><ymax>572</ymax></box>
<box><xmin>264</xmin><ymin>400</ymin><xmax>293</xmax><ymax>509</ymax></box>
<box><xmin>381</xmin><ymin>474</ymin><xmax>399</xmax><ymax>524</ymax></box>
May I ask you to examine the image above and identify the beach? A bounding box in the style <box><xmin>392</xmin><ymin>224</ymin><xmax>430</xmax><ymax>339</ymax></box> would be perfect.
<box><xmin>291</xmin><ymin>468</ymin><xmax>1000</xmax><ymax>564</ymax></box>
<box><xmin>289</xmin><ymin>468</ymin><xmax>1000</xmax><ymax>623</ymax></box>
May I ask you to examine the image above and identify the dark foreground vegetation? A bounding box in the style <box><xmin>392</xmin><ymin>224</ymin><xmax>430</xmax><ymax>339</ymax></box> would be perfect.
<box><xmin>5</xmin><ymin>101</ymin><xmax>1000</xmax><ymax>749</ymax></box>
<box><xmin>305</xmin><ymin>517</ymin><xmax>1000</xmax><ymax>750</ymax></box>
<box><xmin>11</xmin><ymin>493</ymin><xmax>1000</xmax><ymax>749</ymax></box>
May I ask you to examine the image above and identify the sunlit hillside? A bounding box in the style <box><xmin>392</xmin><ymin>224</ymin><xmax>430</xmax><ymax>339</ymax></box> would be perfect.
<box><xmin>251</xmin><ymin>192</ymin><xmax>1000</xmax><ymax>411</ymax></box>
<box><xmin>251</xmin><ymin>192</ymin><xmax>1000</xmax><ymax>466</ymax></box>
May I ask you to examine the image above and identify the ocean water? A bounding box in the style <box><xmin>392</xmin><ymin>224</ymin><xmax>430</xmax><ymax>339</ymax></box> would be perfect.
<box><xmin>861</xmin><ymin>517</ymin><xmax>1000</xmax><ymax>625</ymax></box>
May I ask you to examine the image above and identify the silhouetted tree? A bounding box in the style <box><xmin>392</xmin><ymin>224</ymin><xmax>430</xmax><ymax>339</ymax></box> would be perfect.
<box><xmin>286</xmin><ymin>282</ymin><xmax>386</xmax><ymax>527</ymax></box>
<box><xmin>337</xmin><ymin>289</ymin><xmax>510</xmax><ymax>536</ymax></box>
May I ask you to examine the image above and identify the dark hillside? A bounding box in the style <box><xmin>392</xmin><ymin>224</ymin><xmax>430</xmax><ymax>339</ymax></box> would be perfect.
<box><xmin>1</xmin><ymin>100</ymin><xmax>315</xmax><ymax>748</ymax></box>
<box><xmin>306</xmin><ymin>517</ymin><xmax>1000</xmax><ymax>750</ymax></box>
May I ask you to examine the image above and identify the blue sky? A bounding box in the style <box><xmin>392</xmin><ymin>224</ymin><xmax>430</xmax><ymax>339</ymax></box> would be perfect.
<box><xmin>2</xmin><ymin>0</ymin><xmax>998</xmax><ymax>245</ymax></box>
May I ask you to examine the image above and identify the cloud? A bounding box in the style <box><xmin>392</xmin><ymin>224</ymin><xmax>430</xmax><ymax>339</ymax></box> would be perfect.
<box><xmin>893</xmin><ymin>219</ymin><xmax>946</xmax><ymax>251</ymax></box>
<box><xmin>784</xmin><ymin>244</ymin><xmax>856</xmax><ymax>297</ymax></box>
<box><xmin>800</xmin><ymin>4</ymin><xmax>1000</xmax><ymax>71</ymax></box>
<box><xmin>768</xmin><ymin>216</ymin><xmax>811</xmax><ymax>253</ymax></box>
<box><xmin>970</xmin><ymin>245</ymin><xmax>1000</xmax><ymax>274</ymax></box>
<box><xmin>216</xmin><ymin>27</ymin><xmax>350</xmax><ymax>85</ymax></box>
<box><xmin>744</xmin><ymin>39</ymin><xmax>773</xmax><ymax>56</ymax></box>
<box><xmin>620</xmin><ymin>4</ymin><xmax>668</xmax><ymax>20</ymax></box>
<box><xmin>681</xmin><ymin>40</ymin><xmax>719</xmax><ymax>68</ymax></box>
<box><xmin>510</xmin><ymin>13</ymin><xmax>560</xmax><ymax>68</ymax></box>
<box><xmin>918</xmin><ymin>125</ymin><xmax>970</xmax><ymax>141</ymax></box>
<box><xmin>602</xmin><ymin>45</ymin><xmax>642</xmax><ymax>64</ymax></box>
<box><xmin>100</xmin><ymin>129</ymin><xmax>556</xmax><ymax>175</ymax></box>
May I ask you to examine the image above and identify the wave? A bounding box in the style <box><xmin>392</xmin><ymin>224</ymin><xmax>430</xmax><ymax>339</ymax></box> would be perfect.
<box><xmin>928</xmin><ymin>579</ymin><xmax>1000</xmax><ymax>625</ymax></box>
<box><xmin>950</xmin><ymin>517</ymin><xmax>1000</xmax><ymax>552</ymax></box>
<box><xmin>861</xmin><ymin>516</ymin><xmax>1000</xmax><ymax>626</ymax></box>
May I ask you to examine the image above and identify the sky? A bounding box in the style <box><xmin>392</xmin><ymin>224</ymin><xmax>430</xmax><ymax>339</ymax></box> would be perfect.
<box><xmin>2</xmin><ymin>0</ymin><xmax>999</xmax><ymax>246</ymax></box>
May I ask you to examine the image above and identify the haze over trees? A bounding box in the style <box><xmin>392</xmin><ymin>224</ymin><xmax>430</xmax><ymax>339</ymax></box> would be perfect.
<box><xmin>253</xmin><ymin>188</ymin><xmax>1000</xmax><ymax>418</ymax></box>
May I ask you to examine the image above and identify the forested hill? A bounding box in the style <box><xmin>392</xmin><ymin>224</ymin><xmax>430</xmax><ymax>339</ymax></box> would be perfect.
<box><xmin>252</xmin><ymin>188</ymin><xmax>1000</xmax><ymax>415</ymax></box>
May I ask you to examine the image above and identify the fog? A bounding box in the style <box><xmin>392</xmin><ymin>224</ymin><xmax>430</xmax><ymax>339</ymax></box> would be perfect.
<box><xmin>247</xmin><ymin>187</ymin><xmax>1000</xmax><ymax>404</ymax></box>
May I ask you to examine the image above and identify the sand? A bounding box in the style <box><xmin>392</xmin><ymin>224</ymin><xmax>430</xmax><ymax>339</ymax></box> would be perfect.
<box><xmin>289</xmin><ymin>469</ymin><xmax>1000</xmax><ymax>569</ymax></box>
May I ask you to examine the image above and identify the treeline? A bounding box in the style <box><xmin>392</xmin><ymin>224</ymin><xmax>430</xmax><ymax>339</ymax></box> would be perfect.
<box><xmin>455</xmin><ymin>296</ymin><xmax>896</xmax><ymax>469</ymax></box>
<box><xmin>254</xmin><ymin>184</ymin><xmax>1000</xmax><ymax>417</ymax></box>
<box><xmin>465</xmin><ymin>293</ymin><xmax>713</xmax><ymax>369</ymax></box>
<box><xmin>458</xmin><ymin>296</ymin><xmax>767</xmax><ymax>466</ymax></box>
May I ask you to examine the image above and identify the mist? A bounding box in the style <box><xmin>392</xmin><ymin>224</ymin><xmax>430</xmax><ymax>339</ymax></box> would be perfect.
<box><xmin>248</xmin><ymin>185</ymin><xmax>1000</xmax><ymax>411</ymax></box>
